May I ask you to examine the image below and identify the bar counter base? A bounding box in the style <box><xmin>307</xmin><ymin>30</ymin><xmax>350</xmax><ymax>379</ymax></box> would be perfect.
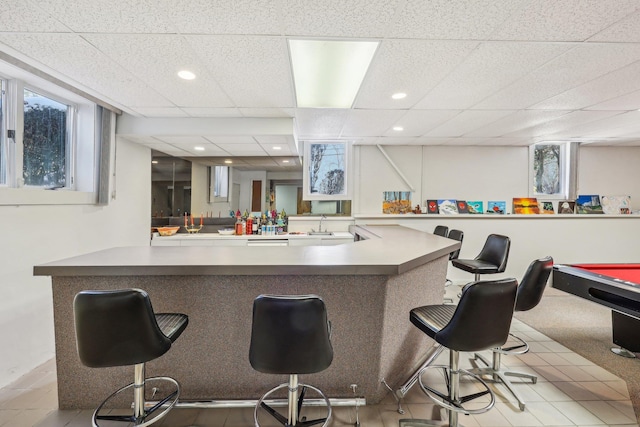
<box><xmin>51</xmin><ymin>257</ymin><xmax>448</xmax><ymax>409</ymax></box>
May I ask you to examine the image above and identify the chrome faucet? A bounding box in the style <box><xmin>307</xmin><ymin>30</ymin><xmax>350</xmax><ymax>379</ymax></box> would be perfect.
<box><xmin>319</xmin><ymin>215</ymin><xmax>327</xmax><ymax>233</ymax></box>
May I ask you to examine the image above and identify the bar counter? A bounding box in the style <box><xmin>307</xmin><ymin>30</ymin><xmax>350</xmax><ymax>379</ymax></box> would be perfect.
<box><xmin>34</xmin><ymin>225</ymin><xmax>459</xmax><ymax>408</ymax></box>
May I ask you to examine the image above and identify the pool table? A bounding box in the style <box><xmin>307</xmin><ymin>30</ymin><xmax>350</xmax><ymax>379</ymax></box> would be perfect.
<box><xmin>553</xmin><ymin>263</ymin><xmax>640</xmax><ymax>356</ymax></box>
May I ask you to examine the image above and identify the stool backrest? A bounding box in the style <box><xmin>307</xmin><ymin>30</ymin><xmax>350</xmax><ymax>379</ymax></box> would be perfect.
<box><xmin>515</xmin><ymin>256</ymin><xmax>553</xmax><ymax>312</ymax></box>
<box><xmin>436</xmin><ymin>278</ymin><xmax>517</xmax><ymax>352</ymax></box>
<box><xmin>447</xmin><ymin>229</ymin><xmax>464</xmax><ymax>260</ymax></box>
<box><xmin>433</xmin><ymin>225</ymin><xmax>449</xmax><ymax>237</ymax></box>
<box><xmin>249</xmin><ymin>294</ymin><xmax>333</xmax><ymax>375</ymax></box>
<box><xmin>74</xmin><ymin>289</ymin><xmax>172</xmax><ymax>368</ymax></box>
<box><xmin>475</xmin><ymin>234</ymin><xmax>510</xmax><ymax>273</ymax></box>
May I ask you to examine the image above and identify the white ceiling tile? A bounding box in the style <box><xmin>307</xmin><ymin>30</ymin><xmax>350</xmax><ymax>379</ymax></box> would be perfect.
<box><xmin>83</xmin><ymin>34</ymin><xmax>235</xmax><ymax>108</ymax></box>
<box><xmin>589</xmin><ymin>10</ymin><xmax>640</xmax><ymax>42</ymax></box>
<box><xmin>3</xmin><ymin>0</ymin><xmax>69</xmax><ymax>31</ymax></box>
<box><xmin>425</xmin><ymin>110</ymin><xmax>517</xmax><ymax>137</ymax></box>
<box><xmin>531</xmin><ymin>61</ymin><xmax>640</xmax><ymax>110</ymax></box>
<box><xmin>0</xmin><ymin>33</ymin><xmax>171</xmax><ymax>108</ymax></box>
<box><xmin>489</xmin><ymin>0</ymin><xmax>640</xmax><ymax>41</ymax></box>
<box><xmin>466</xmin><ymin>110</ymin><xmax>572</xmax><ymax>137</ymax></box>
<box><xmin>476</xmin><ymin>43</ymin><xmax>640</xmax><ymax>109</ymax></box>
<box><xmin>294</xmin><ymin>109</ymin><xmax>350</xmax><ymax>138</ymax></box>
<box><xmin>185</xmin><ymin>36</ymin><xmax>294</xmax><ymax>108</ymax></box>
<box><xmin>155</xmin><ymin>136</ymin><xmax>212</xmax><ymax>146</ymax></box>
<box><xmin>385</xmin><ymin>110</ymin><xmax>461</xmax><ymax>137</ymax></box>
<box><xmin>586</xmin><ymin>90</ymin><xmax>640</xmax><ymax>111</ymax></box>
<box><xmin>414</xmin><ymin>42</ymin><xmax>573</xmax><ymax>110</ymax></box>
<box><xmin>132</xmin><ymin>108</ymin><xmax>189</xmax><ymax>117</ymax></box>
<box><xmin>355</xmin><ymin>40</ymin><xmax>479</xmax><ymax>110</ymax></box>
<box><xmin>505</xmin><ymin>110</ymin><xmax>625</xmax><ymax>138</ymax></box>
<box><xmin>389</xmin><ymin>0</ymin><xmax>528</xmax><ymax>39</ymax></box>
<box><xmin>342</xmin><ymin>109</ymin><xmax>406</xmax><ymax>137</ymax></box>
<box><xmin>4</xmin><ymin>1</ymin><xmax>640</xmax><ymax>150</ymax></box>
<box><xmin>548</xmin><ymin>111</ymin><xmax>640</xmax><ymax>138</ymax></box>
<box><xmin>281</xmin><ymin>0</ymin><xmax>401</xmax><ymax>38</ymax></box>
<box><xmin>33</xmin><ymin>0</ymin><xmax>176</xmax><ymax>33</ymax></box>
<box><xmin>215</xmin><ymin>143</ymin><xmax>265</xmax><ymax>152</ymax></box>
<box><xmin>170</xmin><ymin>0</ymin><xmax>282</xmax><ymax>35</ymax></box>
<box><xmin>239</xmin><ymin>108</ymin><xmax>295</xmax><ymax>118</ymax></box>
<box><xmin>203</xmin><ymin>136</ymin><xmax>257</xmax><ymax>144</ymax></box>
<box><xmin>183</xmin><ymin>108</ymin><xmax>242</xmax><ymax>117</ymax></box>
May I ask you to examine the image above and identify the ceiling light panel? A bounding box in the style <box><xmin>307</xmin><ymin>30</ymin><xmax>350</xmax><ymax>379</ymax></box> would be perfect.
<box><xmin>289</xmin><ymin>39</ymin><xmax>379</xmax><ymax>108</ymax></box>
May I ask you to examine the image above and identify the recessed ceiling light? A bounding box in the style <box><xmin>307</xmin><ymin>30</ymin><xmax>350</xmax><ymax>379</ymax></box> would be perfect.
<box><xmin>273</xmin><ymin>146</ymin><xmax>282</xmax><ymax>150</ymax></box>
<box><xmin>178</xmin><ymin>70</ymin><xmax>196</xmax><ymax>80</ymax></box>
<box><xmin>194</xmin><ymin>146</ymin><xmax>205</xmax><ymax>151</ymax></box>
<box><xmin>224</xmin><ymin>159</ymin><xmax>233</xmax><ymax>164</ymax></box>
<box><xmin>289</xmin><ymin>39</ymin><xmax>379</xmax><ymax>108</ymax></box>
<box><xmin>283</xmin><ymin>160</ymin><xmax>290</xmax><ymax>163</ymax></box>
<box><xmin>151</xmin><ymin>160</ymin><xmax>158</xmax><ymax>164</ymax></box>
<box><xmin>391</xmin><ymin>92</ymin><xmax>407</xmax><ymax>100</ymax></box>
<box><xmin>393</xmin><ymin>126</ymin><xmax>404</xmax><ymax>132</ymax></box>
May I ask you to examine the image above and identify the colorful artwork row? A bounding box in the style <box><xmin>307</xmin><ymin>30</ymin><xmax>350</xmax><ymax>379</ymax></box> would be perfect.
<box><xmin>381</xmin><ymin>192</ymin><xmax>633</xmax><ymax>215</ymax></box>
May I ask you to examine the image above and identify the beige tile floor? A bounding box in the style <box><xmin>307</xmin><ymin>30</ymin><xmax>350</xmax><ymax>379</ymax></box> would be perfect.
<box><xmin>1</xmin><ymin>285</ymin><xmax>638</xmax><ymax>427</ymax></box>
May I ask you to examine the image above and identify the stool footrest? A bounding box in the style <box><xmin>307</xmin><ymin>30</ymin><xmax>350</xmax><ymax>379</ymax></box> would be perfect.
<box><xmin>418</xmin><ymin>365</ymin><xmax>495</xmax><ymax>415</ymax></box>
<box><xmin>255</xmin><ymin>382</ymin><xmax>332</xmax><ymax>427</ymax></box>
<box><xmin>93</xmin><ymin>376</ymin><xmax>180</xmax><ymax>427</ymax></box>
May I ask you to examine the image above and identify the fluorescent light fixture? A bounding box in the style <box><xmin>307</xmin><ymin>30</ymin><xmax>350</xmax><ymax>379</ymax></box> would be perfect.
<box><xmin>178</xmin><ymin>70</ymin><xmax>196</xmax><ymax>80</ymax></box>
<box><xmin>283</xmin><ymin>160</ymin><xmax>290</xmax><ymax>163</ymax></box>
<box><xmin>272</xmin><ymin>146</ymin><xmax>282</xmax><ymax>150</ymax></box>
<box><xmin>393</xmin><ymin>126</ymin><xmax>404</xmax><ymax>132</ymax></box>
<box><xmin>151</xmin><ymin>160</ymin><xmax>158</xmax><ymax>164</ymax></box>
<box><xmin>391</xmin><ymin>92</ymin><xmax>407</xmax><ymax>100</ymax></box>
<box><xmin>224</xmin><ymin>159</ymin><xmax>233</xmax><ymax>164</ymax></box>
<box><xmin>289</xmin><ymin>39</ymin><xmax>379</xmax><ymax>108</ymax></box>
<box><xmin>194</xmin><ymin>146</ymin><xmax>205</xmax><ymax>151</ymax></box>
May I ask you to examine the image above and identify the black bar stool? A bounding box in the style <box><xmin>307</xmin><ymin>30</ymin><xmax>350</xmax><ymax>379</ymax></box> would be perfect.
<box><xmin>406</xmin><ymin>278</ymin><xmax>518</xmax><ymax>427</ymax></box>
<box><xmin>451</xmin><ymin>233</ymin><xmax>510</xmax><ymax>281</ymax></box>
<box><xmin>249</xmin><ymin>294</ymin><xmax>333</xmax><ymax>427</ymax></box>
<box><xmin>73</xmin><ymin>289</ymin><xmax>188</xmax><ymax>427</ymax></box>
<box><xmin>433</xmin><ymin>225</ymin><xmax>449</xmax><ymax>237</ymax></box>
<box><xmin>471</xmin><ymin>256</ymin><xmax>553</xmax><ymax>410</ymax></box>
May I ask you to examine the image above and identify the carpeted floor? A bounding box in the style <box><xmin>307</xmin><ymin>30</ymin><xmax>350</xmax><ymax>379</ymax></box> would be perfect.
<box><xmin>514</xmin><ymin>286</ymin><xmax>640</xmax><ymax>424</ymax></box>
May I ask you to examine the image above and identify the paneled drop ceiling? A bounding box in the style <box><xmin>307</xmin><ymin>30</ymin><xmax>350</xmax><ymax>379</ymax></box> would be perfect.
<box><xmin>3</xmin><ymin>0</ymin><xmax>640</xmax><ymax>169</ymax></box>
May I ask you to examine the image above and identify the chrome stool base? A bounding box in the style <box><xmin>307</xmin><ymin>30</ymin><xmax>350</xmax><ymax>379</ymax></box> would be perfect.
<box><xmin>418</xmin><ymin>365</ymin><xmax>495</xmax><ymax>415</ymax></box>
<box><xmin>254</xmin><ymin>374</ymin><xmax>332</xmax><ymax>427</ymax></box>
<box><xmin>92</xmin><ymin>375</ymin><xmax>180</xmax><ymax>427</ymax></box>
<box><xmin>470</xmin><ymin>334</ymin><xmax>535</xmax><ymax>411</ymax></box>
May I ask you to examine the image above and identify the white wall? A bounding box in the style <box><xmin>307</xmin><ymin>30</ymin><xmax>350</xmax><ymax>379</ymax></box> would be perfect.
<box><xmin>0</xmin><ymin>137</ymin><xmax>151</xmax><ymax>388</ymax></box>
<box><xmin>353</xmin><ymin>144</ymin><xmax>640</xmax><ymax>284</ymax></box>
<box><xmin>355</xmin><ymin>145</ymin><xmax>528</xmax><ymax>213</ymax></box>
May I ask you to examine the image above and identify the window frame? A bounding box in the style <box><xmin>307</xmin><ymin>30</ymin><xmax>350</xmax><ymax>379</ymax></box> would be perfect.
<box><xmin>21</xmin><ymin>85</ymin><xmax>77</xmax><ymax>190</ymax></box>
<box><xmin>528</xmin><ymin>141</ymin><xmax>573</xmax><ymax>200</ymax></box>
<box><xmin>209</xmin><ymin>165</ymin><xmax>230</xmax><ymax>203</ymax></box>
<box><xmin>0</xmin><ymin>59</ymin><xmax>99</xmax><ymax>205</ymax></box>
<box><xmin>302</xmin><ymin>140</ymin><xmax>352</xmax><ymax>201</ymax></box>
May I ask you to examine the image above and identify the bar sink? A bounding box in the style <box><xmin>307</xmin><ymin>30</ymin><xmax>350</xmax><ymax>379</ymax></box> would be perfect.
<box><xmin>308</xmin><ymin>231</ymin><xmax>333</xmax><ymax>236</ymax></box>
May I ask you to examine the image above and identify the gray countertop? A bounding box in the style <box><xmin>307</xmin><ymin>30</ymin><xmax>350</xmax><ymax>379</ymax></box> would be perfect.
<box><xmin>34</xmin><ymin>225</ymin><xmax>459</xmax><ymax>277</ymax></box>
